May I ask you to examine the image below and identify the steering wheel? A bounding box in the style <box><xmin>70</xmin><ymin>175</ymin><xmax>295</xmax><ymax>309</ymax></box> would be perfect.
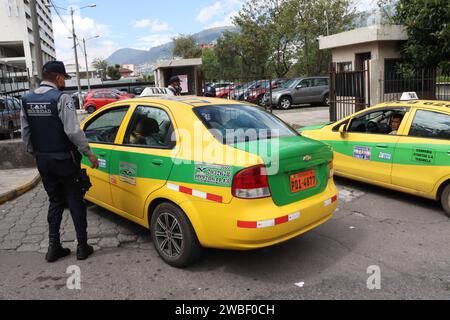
<box><xmin>366</xmin><ymin>121</ymin><xmax>379</xmax><ymax>133</ymax></box>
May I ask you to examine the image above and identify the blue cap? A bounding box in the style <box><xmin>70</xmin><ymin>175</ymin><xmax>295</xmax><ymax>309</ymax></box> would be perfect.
<box><xmin>43</xmin><ymin>61</ymin><xmax>71</xmax><ymax>79</ymax></box>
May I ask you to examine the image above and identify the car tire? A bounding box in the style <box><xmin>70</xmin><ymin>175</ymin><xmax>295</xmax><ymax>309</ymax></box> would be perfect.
<box><xmin>257</xmin><ymin>95</ymin><xmax>265</xmax><ymax>106</ymax></box>
<box><xmin>86</xmin><ymin>106</ymin><xmax>96</xmax><ymax>114</ymax></box>
<box><xmin>278</xmin><ymin>96</ymin><xmax>292</xmax><ymax>110</ymax></box>
<box><xmin>150</xmin><ymin>202</ymin><xmax>203</xmax><ymax>268</ymax></box>
<box><xmin>441</xmin><ymin>184</ymin><xmax>450</xmax><ymax>218</ymax></box>
<box><xmin>323</xmin><ymin>94</ymin><xmax>330</xmax><ymax>106</ymax></box>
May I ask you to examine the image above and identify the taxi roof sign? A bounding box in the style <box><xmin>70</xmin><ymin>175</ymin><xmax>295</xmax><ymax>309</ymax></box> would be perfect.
<box><xmin>400</xmin><ymin>92</ymin><xmax>419</xmax><ymax>101</ymax></box>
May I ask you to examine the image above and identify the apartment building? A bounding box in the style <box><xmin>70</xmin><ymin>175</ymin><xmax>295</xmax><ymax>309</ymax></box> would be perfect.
<box><xmin>0</xmin><ymin>0</ymin><xmax>56</xmax><ymax>79</ymax></box>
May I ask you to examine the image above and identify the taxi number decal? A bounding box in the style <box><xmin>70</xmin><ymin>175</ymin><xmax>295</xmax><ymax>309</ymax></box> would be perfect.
<box><xmin>354</xmin><ymin>146</ymin><xmax>372</xmax><ymax>161</ymax></box>
<box><xmin>99</xmin><ymin>159</ymin><xmax>107</xmax><ymax>169</ymax></box>
<box><xmin>378</xmin><ymin>152</ymin><xmax>392</xmax><ymax>161</ymax></box>
<box><xmin>119</xmin><ymin>162</ymin><xmax>137</xmax><ymax>186</ymax></box>
<box><xmin>194</xmin><ymin>164</ymin><xmax>232</xmax><ymax>186</ymax></box>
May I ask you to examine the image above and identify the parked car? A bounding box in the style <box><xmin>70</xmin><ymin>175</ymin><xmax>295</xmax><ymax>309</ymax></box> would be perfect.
<box><xmin>203</xmin><ymin>82</ymin><xmax>234</xmax><ymax>97</ymax></box>
<box><xmin>71</xmin><ymin>91</ymin><xmax>88</xmax><ymax>109</ymax></box>
<box><xmin>265</xmin><ymin>77</ymin><xmax>330</xmax><ymax>109</ymax></box>
<box><xmin>0</xmin><ymin>96</ymin><xmax>21</xmax><ymax>139</ymax></box>
<box><xmin>244</xmin><ymin>79</ymin><xmax>288</xmax><ymax>106</ymax></box>
<box><xmin>300</xmin><ymin>94</ymin><xmax>450</xmax><ymax>217</ymax></box>
<box><xmin>139</xmin><ymin>87</ymin><xmax>174</xmax><ymax>97</ymax></box>
<box><xmin>229</xmin><ymin>81</ymin><xmax>257</xmax><ymax>101</ymax></box>
<box><xmin>83</xmin><ymin>91</ymin><xmax>128</xmax><ymax>114</ymax></box>
<box><xmin>80</xmin><ymin>96</ymin><xmax>338</xmax><ymax>267</ymax></box>
<box><xmin>215</xmin><ymin>85</ymin><xmax>235</xmax><ymax>99</ymax></box>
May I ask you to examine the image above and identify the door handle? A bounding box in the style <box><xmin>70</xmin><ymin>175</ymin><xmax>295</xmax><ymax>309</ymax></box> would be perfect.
<box><xmin>152</xmin><ymin>159</ymin><xmax>164</xmax><ymax>166</ymax></box>
<box><xmin>97</xmin><ymin>152</ymin><xmax>107</xmax><ymax>158</ymax></box>
<box><xmin>376</xmin><ymin>144</ymin><xmax>388</xmax><ymax>149</ymax></box>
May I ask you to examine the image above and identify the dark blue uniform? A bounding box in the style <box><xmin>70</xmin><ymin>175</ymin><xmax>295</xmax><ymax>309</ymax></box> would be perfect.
<box><xmin>22</xmin><ymin>86</ymin><xmax>88</xmax><ymax>243</ymax></box>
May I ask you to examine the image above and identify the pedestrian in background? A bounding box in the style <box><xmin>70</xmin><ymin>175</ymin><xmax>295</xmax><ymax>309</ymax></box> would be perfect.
<box><xmin>168</xmin><ymin>76</ymin><xmax>182</xmax><ymax>96</ymax></box>
<box><xmin>21</xmin><ymin>61</ymin><xmax>99</xmax><ymax>263</ymax></box>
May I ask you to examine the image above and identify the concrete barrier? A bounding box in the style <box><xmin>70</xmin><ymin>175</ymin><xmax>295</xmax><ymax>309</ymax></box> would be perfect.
<box><xmin>0</xmin><ymin>139</ymin><xmax>36</xmax><ymax>170</ymax></box>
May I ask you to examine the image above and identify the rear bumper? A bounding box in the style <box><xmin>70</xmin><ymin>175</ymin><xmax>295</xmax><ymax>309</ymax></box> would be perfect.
<box><xmin>182</xmin><ymin>180</ymin><xmax>338</xmax><ymax>250</ymax></box>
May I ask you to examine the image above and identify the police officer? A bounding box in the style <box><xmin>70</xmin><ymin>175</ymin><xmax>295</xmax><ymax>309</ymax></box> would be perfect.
<box><xmin>21</xmin><ymin>61</ymin><xmax>99</xmax><ymax>263</ymax></box>
<box><xmin>168</xmin><ymin>76</ymin><xmax>182</xmax><ymax>96</ymax></box>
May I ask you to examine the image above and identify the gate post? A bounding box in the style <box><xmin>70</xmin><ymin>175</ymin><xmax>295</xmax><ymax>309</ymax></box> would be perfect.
<box><xmin>329</xmin><ymin>63</ymin><xmax>337</xmax><ymax>122</ymax></box>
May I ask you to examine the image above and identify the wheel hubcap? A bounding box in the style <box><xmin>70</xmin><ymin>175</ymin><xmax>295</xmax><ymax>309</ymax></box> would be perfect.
<box><xmin>155</xmin><ymin>213</ymin><xmax>183</xmax><ymax>258</ymax></box>
<box><xmin>281</xmin><ymin>99</ymin><xmax>290</xmax><ymax>109</ymax></box>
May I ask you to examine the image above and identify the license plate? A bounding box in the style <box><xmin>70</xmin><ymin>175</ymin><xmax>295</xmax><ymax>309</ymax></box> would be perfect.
<box><xmin>290</xmin><ymin>170</ymin><xmax>317</xmax><ymax>193</ymax></box>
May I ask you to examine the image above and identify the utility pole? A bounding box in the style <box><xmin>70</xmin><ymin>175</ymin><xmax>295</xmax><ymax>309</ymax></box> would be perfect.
<box><xmin>29</xmin><ymin>0</ymin><xmax>43</xmax><ymax>88</ymax></box>
<box><xmin>71</xmin><ymin>7</ymin><xmax>82</xmax><ymax>106</ymax></box>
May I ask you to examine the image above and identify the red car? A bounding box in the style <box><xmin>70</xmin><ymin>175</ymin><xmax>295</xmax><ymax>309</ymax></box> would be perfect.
<box><xmin>215</xmin><ymin>85</ymin><xmax>236</xmax><ymax>98</ymax></box>
<box><xmin>244</xmin><ymin>79</ymin><xmax>287</xmax><ymax>105</ymax></box>
<box><xmin>84</xmin><ymin>91</ymin><xmax>128</xmax><ymax>114</ymax></box>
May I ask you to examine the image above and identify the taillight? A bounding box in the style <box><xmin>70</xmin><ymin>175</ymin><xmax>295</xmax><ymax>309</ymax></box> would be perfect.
<box><xmin>232</xmin><ymin>165</ymin><xmax>272</xmax><ymax>199</ymax></box>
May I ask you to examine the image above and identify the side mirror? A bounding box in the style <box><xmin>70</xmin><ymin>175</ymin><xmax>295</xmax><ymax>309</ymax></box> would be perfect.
<box><xmin>338</xmin><ymin>123</ymin><xmax>348</xmax><ymax>135</ymax></box>
<box><xmin>296</xmin><ymin>85</ymin><xmax>304</xmax><ymax>90</ymax></box>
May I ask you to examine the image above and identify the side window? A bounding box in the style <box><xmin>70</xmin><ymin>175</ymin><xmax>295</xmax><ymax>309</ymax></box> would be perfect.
<box><xmin>314</xmin><ymin>78</ymin><xmax>329</xmax><ymax>87</ymax></box>
<box><xmin>6</xmin><ymin>99</ymin><xmax>15</xmax><ymax>111</ymax></box>
<box><xmin>299</xmin><ymin>79</ymin><xmax>313</xmax><ymax>88</ymax></box>
<box><xmin>84</xmin><ymin>106</ymin><xmax>129</xmax><ymax>144</ymax></box>
<box><xmin>409</xmin><ymin>110</ymin><xmax>450</xmax><ymax>140</ymax></box>
<box><xmin>348</xmin><ymin>109</ymin><xmax>407</xmax><ymax>134</ymax></box>
<box><xmin>123</xmin><ymin>106</ymin><xmax>174</xmax><ymax>148</ymax></box>
<box><xmin>0</xmin><ymin>99</ymin><xmax>6</xmax><ymax>112</ymax></box>
<box><xmin>92</xmin><ymin>93</ymin><xmax>103</xmax><ymax>99</ymax></box>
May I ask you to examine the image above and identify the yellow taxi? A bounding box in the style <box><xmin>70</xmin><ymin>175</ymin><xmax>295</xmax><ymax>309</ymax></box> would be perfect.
<box><xmin>300</xmin><ymin>94</ymin><xmax>450</xmax><ymax>217</ymax></box>
<box><xmin>80</xmin><ymin>96</ymin><xmax>338</xmax><ymax>267</ymax></box>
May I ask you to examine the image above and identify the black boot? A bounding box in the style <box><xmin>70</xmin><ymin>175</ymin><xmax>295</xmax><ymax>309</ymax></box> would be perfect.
<box><xmin>46</xmin><ymin>234</ymin><xmax>71</xmax><ymax>263</ymax></box>
<box><xmin>77</xmin><ymin>238</ymin><xmax>94</xmax><ymax>261</ymax></box>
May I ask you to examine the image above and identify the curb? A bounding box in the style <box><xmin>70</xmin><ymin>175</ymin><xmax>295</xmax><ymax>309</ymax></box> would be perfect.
<box><xmin>0</xmin><ymin>172</ymin><xmax>41</xmax><ymax>205</ymax></box>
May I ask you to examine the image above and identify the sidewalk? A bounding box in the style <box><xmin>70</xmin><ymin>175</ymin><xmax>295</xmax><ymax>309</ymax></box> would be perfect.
<box><xmin>0</xmin><ymin>168</ymin><xmax>40</xmax><ymax>205</ymax></box>
<box><xmin>274</xmin><ymin>107</ymin><xmax>330</xmax><ymax>129</ymax></box>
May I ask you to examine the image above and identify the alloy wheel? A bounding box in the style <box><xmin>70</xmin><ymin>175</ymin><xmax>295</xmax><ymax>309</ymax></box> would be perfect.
<box><xmin>154</xmin><ymin>212</ymin><xmax>183</xmax><ymax>259</ymax></box>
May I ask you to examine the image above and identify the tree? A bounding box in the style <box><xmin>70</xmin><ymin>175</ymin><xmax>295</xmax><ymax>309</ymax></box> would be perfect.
<box><xmin>172</xmin><ymin>35</ymin><xmax>202</xmax><ymax>59</ymax></box>
<box><xmin>288</xmin><ymin>0</ymin><xmax>359</xmax><ymax>76</ymax></box>
<box><xmin>92</xmin><ymin>58</ymin><xmax>108</xmax><ymax>81</ymax></box>
<box><xmin>394</xmin><ymin>0</ymin><xmax>450</xmax><ymax>72</ymax></box>
<box><xmin>107</xmin><ymin>64</ymin><xmax>121</xmax><ymax>80</ymax></box>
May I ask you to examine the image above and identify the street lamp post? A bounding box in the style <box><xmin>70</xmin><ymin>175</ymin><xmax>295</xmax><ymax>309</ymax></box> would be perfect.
<box><xmin>83</xmin><ymin>36</ymin><xmax>100</xmax><ymax>91</ymax></box>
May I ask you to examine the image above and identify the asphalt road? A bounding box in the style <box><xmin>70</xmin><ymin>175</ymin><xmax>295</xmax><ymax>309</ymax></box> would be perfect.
<box><xmin>1</xmin><ymin>177</ymin><xmax>449</xmax><ymax>300</ymax></box>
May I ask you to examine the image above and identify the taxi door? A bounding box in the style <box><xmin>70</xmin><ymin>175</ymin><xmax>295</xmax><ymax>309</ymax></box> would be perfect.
<box><xmin>109</xmin><ymin>103</ymin><xmax>177</xmax><ymax>219</ymax></box>
<box><xmin>392</xmin><ymin>108</ymin><xmax>450</xmax><ymax>194</ymax></box>
<box><xmin>331</xmin><ymin>107</ymin><xmax>411</xmax><ymax>184</ymax></box>
<box><xmin>82</xmin><ymin>105</ymin><xmax>131</xmax><ymax>207</ymax></box>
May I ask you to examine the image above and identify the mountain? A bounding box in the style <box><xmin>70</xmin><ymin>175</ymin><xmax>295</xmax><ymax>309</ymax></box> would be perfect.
<box><xmin>106</xmin><ymin>26</ymin><xmax>238</xmax><ymax>66</ymax></box>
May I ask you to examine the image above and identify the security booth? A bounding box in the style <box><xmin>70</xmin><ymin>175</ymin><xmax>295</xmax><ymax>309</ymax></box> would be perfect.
<box><xmin>318</xmin><ymin>25</ymin><xmax>409</xmax><ymax>120</ymax></box>
<box><xmin>154</xmin><ymin>58</ymin><xmax>203</xmax><ymax>95</ymax></box>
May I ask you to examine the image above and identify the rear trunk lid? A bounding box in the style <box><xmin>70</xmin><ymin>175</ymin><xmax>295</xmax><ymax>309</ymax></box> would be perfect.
<box><xmin>233</xmin><ymin>135</ymin><xmax>332</xmax><ymax>206</ymax></box>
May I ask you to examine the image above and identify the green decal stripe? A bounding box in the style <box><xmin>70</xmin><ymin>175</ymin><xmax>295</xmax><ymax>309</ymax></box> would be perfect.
<box><xmin>324</xmin><ymin>140</ymin><xmax>450</xmax><ymax>167</ymax></box>
<box><xmin>82</xmin><ymin>147</ymin><xmax>245</xmax><ymax>187</ymax></box>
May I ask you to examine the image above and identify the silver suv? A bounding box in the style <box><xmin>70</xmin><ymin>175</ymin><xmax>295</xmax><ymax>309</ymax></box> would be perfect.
<box><xmin>264</xmin><ymin>77</ymin><xmax>330</xmax><ymax>110</ymax></box>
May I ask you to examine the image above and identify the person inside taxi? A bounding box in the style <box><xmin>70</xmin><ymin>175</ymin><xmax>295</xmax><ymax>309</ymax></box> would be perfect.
<box><xmin>389</xmin><ymin>114</ymin><xmax>404</xmax><ymax>135</ymax></box>
<box><xmin>129</xmin><ymin>117</ymin><xmax>161</xmax><ymax>146</ymax></box>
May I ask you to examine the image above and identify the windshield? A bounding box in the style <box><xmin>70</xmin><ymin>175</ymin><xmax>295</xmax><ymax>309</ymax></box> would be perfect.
<box><xmin>282</xmin><ymin>79</ymin><xmax>300</xmax><ymax>89</ymax></box>
<box><xmin>194</xmin><ymin>104</ymin><xmax>299</xmax><ymax>144</ymax></box>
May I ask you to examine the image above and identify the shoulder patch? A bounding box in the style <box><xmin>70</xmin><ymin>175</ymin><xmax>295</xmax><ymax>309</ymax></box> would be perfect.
<box><xmin>65</xmin><ymin>100</ymin><xmax>75</xmax><ymax>111</ymax></box>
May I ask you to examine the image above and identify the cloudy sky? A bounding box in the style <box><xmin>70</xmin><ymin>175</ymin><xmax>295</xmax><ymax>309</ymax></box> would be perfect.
<box><xmin>50</xmin><ymin>0</ymin><xmax>378</xmax><ymax>66</ymax></box>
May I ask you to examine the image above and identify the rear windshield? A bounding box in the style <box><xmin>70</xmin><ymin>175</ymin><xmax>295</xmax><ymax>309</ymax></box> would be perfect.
<box><xmin>193</xmin><ymin>104</ymin><xmax>299</xmax><ymax>144</ymax></box>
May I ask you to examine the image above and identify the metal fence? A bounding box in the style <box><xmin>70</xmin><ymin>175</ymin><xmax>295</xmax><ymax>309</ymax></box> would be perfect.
<box><xmin>380</xmin><ymin>68</ymin><xmax>450</xmax><ymax>102</ymax></box>
<box><xmin>329</xmin><ymin>63</ymin><xmax>370</xmax><ymax>122</ymax></box>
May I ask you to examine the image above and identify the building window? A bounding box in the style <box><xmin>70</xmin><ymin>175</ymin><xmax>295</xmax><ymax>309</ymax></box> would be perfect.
<box><xmin>337</xmin><ymin>62</ymin><xmax>352</xmax><ymax>72</ymax></box>
<box><xmin>7</xmin><ymin>0</ymin><xmax>19</xmax><ymax>17</ymax></box>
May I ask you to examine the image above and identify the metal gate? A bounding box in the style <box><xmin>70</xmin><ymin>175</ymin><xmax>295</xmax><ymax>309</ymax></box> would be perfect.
<box><xmin>329</xmin><ymin>63</ymin><xmax>370</xmax><ymax>121</ymax></box>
